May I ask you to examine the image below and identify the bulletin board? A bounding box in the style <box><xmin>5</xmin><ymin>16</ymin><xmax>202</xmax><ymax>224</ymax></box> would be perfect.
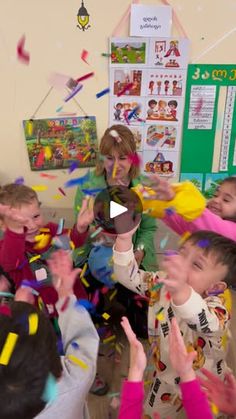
<box><xmin>180</xmin><ymin>64</ymin><xmax>236</xmax><ymax>195</ymax></box>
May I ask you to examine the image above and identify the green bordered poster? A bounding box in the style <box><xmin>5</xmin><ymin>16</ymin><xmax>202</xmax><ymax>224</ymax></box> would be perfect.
<box><xmin>180</xmin><ymin>64</ymin><xmax>236</xmax><ymax>197</ymax></box>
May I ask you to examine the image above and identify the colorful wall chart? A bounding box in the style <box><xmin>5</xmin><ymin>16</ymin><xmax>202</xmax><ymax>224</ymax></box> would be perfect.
<box><xmin>180</xmin><ymin>64</ymin><xmax>236</xmax><ymax>195</ymax></box>
<box><xmin>109</xmin><ymin>37</ymin><xmax>190</xmax><ymax>177</ymax></box>
<box><xmin>23</xmin><ymin>116</ymin><xmax>98</xmax><ymax>171</ymax></box>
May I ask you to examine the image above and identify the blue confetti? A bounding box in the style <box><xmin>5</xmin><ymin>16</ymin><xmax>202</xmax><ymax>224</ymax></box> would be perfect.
<box><xmin>165</xmin><ymin>207</ymin><xmax>175</xmax><ymax>216</ymax></box>
<box><xmin>164</xmin><ymin>249</ymin><xmax>179</xmax><ymax>256</ymax></box>
<box><xmin>56</xmin><ymin>218</ymin><xmax>65</xmax><ymax>235</ymax></box>
<box><xmin>81</xmin><ymin>188</ymin><xmax>103</xmax><ymax>195</ymax></box>
<box><xmin>160</xmin><ymin>234</ymin><xmax>169</xmax><ymax>249</ymax></box>
<box><xmin>197</xmin><ymin>239</ymin><xmax>210</xmax><ymax>248</ymax></box>
<box><xmin>96</xmin><ymin>88</ymin><xmax>110</xmax><ymax>99</ymax></box>
<box><xmin>71</xmin><ymin>341</ymin><xmax>80</xmax><ymax>350</ymax></box>
<box><xmin>14</xmin><ymin>176</ymin><xmax>24</xmax><ymax>185</ymax></box>
<box><xmin>68</xmin><ymin>161</ymin><xmax>79</xmax><ymax>174</ymax></box>
<box><xmin>64</xmin><ymin>171</ymin><xmax>90</xmax><ymax>188</ymax></box>
<box><xmin>128</xmin><ymin>105</ymin><xmax>140</xmax><ymax>120</ymax></box>
<box><xmin>75</xmin><ymin>299</ymin><xmax>95</xmax><ymax>313</ymax></box>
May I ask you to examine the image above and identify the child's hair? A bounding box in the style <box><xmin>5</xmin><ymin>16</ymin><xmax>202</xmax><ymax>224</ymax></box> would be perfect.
<box><xmin>0</xmin><ymin>184</ymin><xmax>38</xmax><ymax>211</ymax></box>
<box><xmin>96</xmin><ymin>124</ymin><xmax>139</xmax><ymax>179</ymax></box>
<box><xmin>184</xmin><ymin>230</ymin><xmax>236</xmax><ymax>288</ymax></box>
<box><xmin>0</xmin><ymin>301</ymin><xmax>62</xmax><ymax>419</ymax></box>
<box><xmin>148</xmin><ymin>99</ymin><xmax>157</xmax><ymax>107</ymax></box>
<box><xmin>220</xmin><ymin>176</ymin><xmax>236</xmax><ymax>189</ymax></box>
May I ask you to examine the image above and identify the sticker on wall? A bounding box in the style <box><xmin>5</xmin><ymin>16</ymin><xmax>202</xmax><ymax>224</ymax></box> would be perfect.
<box><xmin>148</xmin><ymin>38</ymin><xmax>190</xmax><ymax>69</ymax></box>
<box><xmin>110</xmin><ymin>38</ymin><xmax>148</xmax><ymax>67</ymax></box>
<box><xmin>145</xmin><ymin>97</ymin><xmax>183</xmax><ymax>123</ymax></box>
<box><xmin>142</xmin><ymin>150</ymin><xmax>178</xmax><ymax>177</ymax></box>
<box><xmin>77</xmin><ymin>0</ymin><xmax>91</xmax><ymax>31</ymax></box>
<box><xmin>129</xmin><ymin>125</ymin><xmax>144</xmax><ymax>151</ymax></box>
<box><xmin>110</xmin><ymin>96</ymin><xmax>145</xmax><ymax>125</ymax></box>
<box><xmin>204</xmin><ymin>173</ymin><xmax>229</xmax><ymax>198</ymax></box>
<box><xmin>144</xmin><ymin>124</ymin><xmax>178</xmax><ymax>151</ymax></box>
<box><xmin>23</xmin><ymin>117</ymin><xmax>98</xmax><ymax>171</ymax></box>
<box><xmin>146</xmin><ymin>69</ymin><xmax>186</xmax><ymax>97</ymax></box>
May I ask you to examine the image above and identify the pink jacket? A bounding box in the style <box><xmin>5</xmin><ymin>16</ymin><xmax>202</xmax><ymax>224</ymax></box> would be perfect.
<box><xmin>118</xmin><ymin>379</ymin><xmax>213</xmax><ymax>419</ymax></box>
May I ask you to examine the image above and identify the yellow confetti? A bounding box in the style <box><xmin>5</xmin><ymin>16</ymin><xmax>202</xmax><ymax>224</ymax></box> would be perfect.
<box><xmin>28</xmin><ymin>313</ymin><xmax>38</xmax><ymax>335</ymax></box>
<box><xmin>211</xmin><ymin>403</ymin><xmax>219</xmax><ymax>415</ymax></box>
<box><xmin>83</xmin><ymin>151</ymin><xmax>91</xmax><ymax>162</ymax></box>
<box><xmin>80</xmin><ymin>263</ymin><xmax>87</xmax><ymax>278</ymax></box>
<box><xmin>40</xmin><ymin>228</ymin><xmax>50</xmax><ymax>233</ymax></box>
<box><xmin>108</xmin><ymin>257</ymin><xmax>114</xmax><ymax>267</ymax></box>
<box><xmin>115</xmin><ymin>344</ymin><xmax>122</xmax><ymax>354</ymax></box>
<box><xmin>38</xmin><ymin>296</ymin><xmax>44</xmax><ymax>311</ymax></box>
<box><xmin>53</xmin><ymin>194</ymin><xmax>62</xmax><ymax>200</ymax></box>
<box><xmin>70</xmin><ymin>241</ymin><xmax>75</xmax><ymax>250</ymax></box>
<box><xmin>32</xmin><ymin>185</ymin><xmax>48</xmax><ymax>192</ymax></box>
<box><xmin>144</xmin><ymin>380</ymin><xmax>152</xmax><ymax>386</ymax></box>
<box><xmin>109</xmin><ymin>289</ymin><xmax>117</xmax><ymax>301</ymax></box>
<box><xmin>81</xmin><ymin>277</ymin><xmax>90</xmax><ymax>288</ymax></box>
<box><xmin>156</xmin><ymin>312</ymin><xmax>164</xmax><ymax>321</ymax></box>
<box><xmin>102</xmin><ymin>312</ymin><xmax>110</xmax><ymax>321</ymax></box>
<box><xmin>0</xmin><ymin>332</ymin><xmax>18</xmax><ymax>365</ymax></box>
<box><xmin>103</xmin><ymin>335</ymin><xmax>116</xmax><ymax>344</ymax></box>
<box><xmin>112</xmin><ymin>161</ymin><xmax>117</xmax><ymax>179</ymax></box>
<box><xmin>29</xmin><ymin>255</ymin><xmax>41</xmax><ymax>263</ymax></box>
<box><xmin>77</xmin><ymin>248</ymin><xmax>85</xmax><ymax>255</ymax></box>
<box><xmin>34</xmin><ymin>234</ymin><xmax>51</xmax><ymax>250</ymax></box>
<box><xmin>179</xmin><ymin>231</ymin><xmax>191</xmax><ymax>245</ymax></box>
<box><xmin>221</xmin><ymin>333</ymin><xmax>228</xmax><ymax>349</ymax></box>
<box><xmin>68</xmin><ymin>354</ymin><xmax>88</xmax><ymax>369</ymax></box>
<box><xmin>110</xmin><ymin>273</ymin><xmax>116</xmax><ymax>282</ymax></box>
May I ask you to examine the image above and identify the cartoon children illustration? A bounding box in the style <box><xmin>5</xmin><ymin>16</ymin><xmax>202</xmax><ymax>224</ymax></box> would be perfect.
<box><xmin>114</xmin><ymin>103</ymin><xmax>123</xmax><ymax>121</ymax></box>
<box><xmin>166</xmin><ymin>100</ymin><xmax>178</xmax><ymax>120</ymax></box>
<box><xmin>172</xmin><ymin>80</ymin><xmax>178</xmax><ymax>95</ymax></box>
<box><xmin>153</xmin><ymin>152</ymin><xmax>165</xmax><ymax>163</ymax></box>
<box><xmin>149</xmin><ymin>80</ymin><xmax>155</xmax><ymax>95</ymax></box>
<box><xmin>157</xmin><ymin>81</ymin><xmax>162</xmax><ymax>95</ymax></box>
<box><xmin>164</xmin><ymin>80</ymin><xmax>170</xmax><ymax>95</ymax></box>
<box><xmin>147</xmin><ymin>99</ymin><xmax>158</xmax><ymax>119</ymax></box>
<box><xmin>164</xmin><ymin>40</ymin><xmax>180</xmax><ymax>57</ymax></box>
<box><xmin>157</xmin><ymin>100</ymin><xmax>167</xmax><ymax>119</ymax></box>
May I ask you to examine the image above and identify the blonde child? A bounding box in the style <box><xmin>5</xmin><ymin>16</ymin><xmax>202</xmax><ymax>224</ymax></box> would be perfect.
<box><xmin>113</xmin><ymin>214</ymin><xmax>236</xmax><ymax>417</ymax></box>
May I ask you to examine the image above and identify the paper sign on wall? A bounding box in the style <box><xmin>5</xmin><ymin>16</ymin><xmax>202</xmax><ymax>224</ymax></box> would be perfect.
<box><xmin>130</xmin><ymin>5</ymin><xmax>172</xmax><ymax>37</ymax></box>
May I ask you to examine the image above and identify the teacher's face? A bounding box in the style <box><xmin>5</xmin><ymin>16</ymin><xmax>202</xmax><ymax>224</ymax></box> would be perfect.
<box><xmin>103</xmin><ymin>150</ymin><xmax>132</xmax><ymax>183</ymax></box>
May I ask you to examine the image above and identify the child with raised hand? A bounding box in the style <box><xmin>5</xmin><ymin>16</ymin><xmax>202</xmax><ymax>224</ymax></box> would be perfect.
<box><xmin>113</xmin><ymin>211</ymin><xmax>236</xmax><ymax>417</ymax></box>
<box><xmin>134</xmin><ymin>174</ymin><xmax>236</xmax><ymax>242</ymax></box>
<box><xmin>119</xmin><ymin>317</ymin><xmax>213</xmax><ymax>419</ymax></box>
<box><xmin>0</xmin><ymin>183</ymin><xmax>93</xmax><ymax>316</ymax></box>
<box><xmin>0</xmin><ymin>249</ymin><xmax>99</xmax><ymax>419</ymax></box>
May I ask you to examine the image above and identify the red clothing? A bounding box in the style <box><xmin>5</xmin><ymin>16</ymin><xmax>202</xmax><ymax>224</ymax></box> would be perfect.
<box><xmin>0</xmin><ymin>222</ymin><xmax>88</xmax><ymax>314</ymax></box>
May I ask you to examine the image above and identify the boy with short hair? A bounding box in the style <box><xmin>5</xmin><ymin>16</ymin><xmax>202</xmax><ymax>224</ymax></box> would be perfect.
<box><xmin>113</xmin><ymin>224</ymin><xmax>236</xmax><ymax>417</ymax></box>
<box><xmin>0</xmin><ymin>250</ymin><xmax>99</xmax><ymax>419</ymax></box>
<box><xmin>0</xmin><ymin>183</ymin><xmax>93</xmax><ymax>316</ymax></box>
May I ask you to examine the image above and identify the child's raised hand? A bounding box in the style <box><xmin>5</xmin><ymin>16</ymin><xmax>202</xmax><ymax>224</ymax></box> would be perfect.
<box><xmin>0</xmin><ymin>205</ymin><xmax>29</xmax><ymax>232</ymax></box>
<box><xmin>77</xmin><ymin>197</ymin><xmax>94</xmax><ymax>233</ymax></box>
<box><xmin>47</xmin><ymin>250</ymin><xmax>81</xmax><ymax>298</ymax></box>
<box><xmin>169</xmin><ymin>317</ymin><xmax>196</xmax><ymax>382</ymax></box>
<box><xmin>121</xmin><ymin>316</ymin><xmax>147</xmax><ymax>381</ymax></box>
<box><xmin>161</xmin><ymin>254</ymin><xmax>188</xmax><ymax>295</ymax></box>
<box><xmin>199</xmin><ymin>368</ymin><xmax>236</xmax><ymax>416</ymax></box>
<box><xmin>142</xmin><ymin>175</ymin><xmax>175</xmax><ymax>201</ymax></box>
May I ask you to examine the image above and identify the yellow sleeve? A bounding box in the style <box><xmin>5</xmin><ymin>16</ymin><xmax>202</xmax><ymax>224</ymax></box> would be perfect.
<box><xmin>133</xmin><ymin>181</ymin><xmax>206</xmax><ymax>221</ymax></box>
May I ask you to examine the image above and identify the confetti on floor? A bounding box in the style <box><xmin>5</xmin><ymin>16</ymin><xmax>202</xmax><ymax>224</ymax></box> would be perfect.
<box><xmin>0</xmin><ymin>332</ymin><xmax>18</xmax><ymax>365</ymax></box>
<box><xmin>17</xmin><ymin>35</ymin><xmax>30</xmax><ymax>64</ymax></box>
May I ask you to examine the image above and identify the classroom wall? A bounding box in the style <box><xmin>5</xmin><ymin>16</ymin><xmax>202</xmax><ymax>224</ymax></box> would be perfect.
<box><xmin>0</xmin><ymin>0</ymin><xmax>235</xmax><ymax>208</ymax></box>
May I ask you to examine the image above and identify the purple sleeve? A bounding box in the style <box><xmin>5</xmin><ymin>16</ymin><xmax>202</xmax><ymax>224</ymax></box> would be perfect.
<box><xmin>163</xmin><ymin>208</ymin><xmax>236</xmax><ymax>241</ymax></box>
<box><xmin>118</xmin><ymin>380</ymin><xmax>144</xmax><ymax>419</ymax></box>
<box><xmin>180</xmin><ymin>379</ymin><xmax>213</xmax><ymax>419</ymax></box>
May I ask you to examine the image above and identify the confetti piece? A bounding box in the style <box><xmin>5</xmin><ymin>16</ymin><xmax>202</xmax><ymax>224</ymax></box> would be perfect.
<box><xmin>58</xmin><ymin>187</ymin><xmax>66</xmax><ymax>196</ymax></box>
<box><xmin>75</xmin><ymin>299</ymin><xmax>95</xmax><ymax>312</ymax></box>
<box><xmin>68</xmin><ymin>161</ymin><xmax>79</xmax><ymax>174</ymax></box>
<box><xmin>96</xmin><ymin>88</ymin><xmax>110</xmax><ymax>99</ymax></box>
<box><xmin>28</xmin><ymin>313</ymin><xmax>38</xmax><ymax>335</ymax></box>
<box><xmin>102</xmin><ymin>312</ymin><xmax>110</xmax><ymax>321</ymax></box>
<box><xmin>80</xmin><ymin>263</ymin><xmax>88</xmax><ymax>278</ymax></box>
<box><xmin>109</xmin><ymin>289</ymin><xmax>117</xmax><ymax>301</ymax></box>
<box><xmin>31</xmin><ymin>185</ymin><xmax>48</xmax><ymax>192</ymax></box>
<box><xmin>53</xmin><ymin>194</ymin><xmax>62</xmax><ymax>200</ymax></box>
<box><xmin>156</xmin><ymin>307</ymin><xmax>164</xmax><ymax>321</ymax></box>
<box><xmin>81</xmin><ymin>188</ymin><xmax>103</xmax><ymax>196</ymax></box>
<box><xmin>34</xmin><ymin>234</ymin><xmax>51</xmax><ymax>250</ymax></box>
<box><xmin>128</xmin><ymin>153</ymin><xmax>141</xmax><ymax>166</ymax></box>
<box><xmin>144</xmin><ymin>380</ymin><xmax>152</xmax><ymax>386</ymax></box>
<box><xmin>29</xmin><ymin>255</ymin><xmax>41</xmax><ymax>263</ymax></box>
<box><xmin>60</xmin><ymin>296</ymin><xmax>70</xmax><ymax>312</ymax></box>
<box><xmin>117</xmin><ymin>82</ymin><xmax>134</xmax><ymax>97</ymax></box>
<box><xmin>17</xmin><ymin>35</ymin><xmax>30</xmax><ymax>64</ymax></box>
<box><xmin>101</xmin><ymin>53</ymin><xmax>111</xmax><ymax>57</ymax></box>
<box><xmin>164</xmin><ymin>249</ymin><xmax>178</xmax><ymax>256</ymax></box>
<box><xmin>101</xmin><ymin>286</ymin><xmax>109</xmax><ymax>294</ymax></box>
<box><xmin>112</xmin><ymin>161</ymin><xmax>117</xmax><ymax>178</ymax></box>
<box><xmin>0</xmin><ymin>332</ymin><xmax>18</xmax><ymax>365</ymax></box>
<box><xmin>211</xmin><ymin>403</ymin><xmax>219</xmax><ymax>415</ymax></box>
<box><xmin>64</xmin><ymin>171</ymin><xmax>90</xmax><ymax>188</ymax></box>
<box><xmin>128</xmin><ymin>105</ymin><xmax>140</xmax><ymax>120</ymax></box>
<box><xmin>42</xmin><ymin>373</ymin><xmax>58</xmax><ymax>403</ymax></box>
<box><xmin>71</xmin><ymin>341</ymin><xmax>80</xmax><ymax>350</ymax></box>
<box><xmin>76</xmin><ymin>72</ymin><xmax>94</xmax><ymax>83</ymax></box>
<box><xmin>108</xmin><ymin>392</ymin><xmax>120</xmax><ymax>398</ymax></box>
<box><xmin>179</xmin><ymin>231</ymin><xmax>191</xmax><ymax>245</ymax></box>
<box><xmin>48</xmin><ymin>72</ymin><xmax>71</xmax><ymax>89</ymax></box>
<box><xmin>0</xmin><ymin>305</ymin><xmax>11</xmax><ymax>317</ymax></box>
<box><xmin>103</xmin><ymin>335</ymin><xmax>116</xmax><ymax>344</ymax></box>
<box><xmin>81</xmin><ymin>49</ymin><xmax>89</xmax><ymax>64</ymax></box>
<box><xmin>90</xmin><ymin>226</ymin><xmax>103</xmax><ymax>238</ymax></box>
<box><xmin>68</xmin><ymin>354</ymin><xmax>88</xmax><ymax>369</ymax></box>
<box><xmin>83</xmin><ymin>151</ymin><xmax>91</xmax><ymax>162</ymax></box>
<box><xmin>14</xmin><ymin>176</ymin><xmax>24</xmax><ymax>185</ymax></box>
<box><xmin>165</xmin><ymin>207</ymin><xmax>176</xmax><ymax>216</ymax></box>
<box><xmin>56</xmin><ymin>218</ymin><xmax>65</xmax><ymax>235</ymax></box>
<box><xmin>165</xmin><ymin>291</ymin><xmax>171</xmax><ymax>300</ymax></box>
<box><xmin>81</xmin><ymin>277</ymin><xmax>90</xmax><ymax>288</ymax></box>
<box><xmin>160</xmin><ymin>234</ymin><xmax>169</xmax><ymax>249</ymax></box>
<box><xmin>64</xmin><ymin>84</ymin><xmax>83</xmax><ymax>102</ymax></box>
<box><xmin>40</xmin><ymin>173</ymin><xmax>57</xmax><ymax>180</ymax></box>
<box><xmin>0</xmin><ymin>291</ymin><xmax>14</xmax><ymax>298</ymax></box>
<box><xmin>150</xmin><ymin>283</ymin><xmax>163</xmax><ymax>292</ymax></box>
<box><xmin>56</xmin><ymin>106</ymin><xmax>63</xmax><ymax>113</ymax></box>
<box><xmin>197</xmin><ymin>239</ymin><xmax>210</xmax><ymax>248</ymax></box>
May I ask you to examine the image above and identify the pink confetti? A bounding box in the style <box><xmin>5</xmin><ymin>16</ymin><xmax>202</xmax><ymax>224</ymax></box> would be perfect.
<box><xmin>117</xmin><ymin>83</ymin><xmax>134</xmax><ymax>97</ymax></box>
<box><xmin>48</xmin><ymin>72</ymin><xmax>71</xmax><ymax>89</ymax></box>
<box><xmin>58</xmin><ymin>187</ymin><xmax>66</xmax><ymax>196</ymax></box>
<box><xmin>76</xmin><ymin>72</ymin><xmax>94</xmax><ymax>83</ymax></box>
<box><xmin>0</xmin><ymin>305</ymin><xmax>11</xmax><ymax>317</ymax></box>
<box><xmin>128</xmin><ymin>153</ymin><xmax>142</xmax><ymax>166</ymax></box>
<box><xmin>40</xmin><ymin>173</ymin><xmax>57</xmax><ymax>180</ymax></box>
<box><xmin>17</xmin><ymin>35</ymin><xmax>30</xmax><ymax>64</ymax></box>
<box><xmin>81</xmin><ymin>49</ymin><xmax>89</xmax><ymax>64</ymax></box>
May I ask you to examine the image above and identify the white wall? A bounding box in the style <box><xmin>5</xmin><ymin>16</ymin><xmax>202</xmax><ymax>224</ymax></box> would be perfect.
<box><xmin>0</xmin><ymin>0</ymin><xmax>235</xmax><ymax>208</ymax></box>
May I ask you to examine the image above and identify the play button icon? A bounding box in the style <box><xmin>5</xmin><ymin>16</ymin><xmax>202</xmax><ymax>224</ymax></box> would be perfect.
<box><xmin>110</xmin><ymin>200</ymin><xmax>128</xmax><ymax>219</ymax></box>
<box><xmin>93</xmin><ymin>185</ymin><xmax>143</xmax><ymax>234</ymax></box>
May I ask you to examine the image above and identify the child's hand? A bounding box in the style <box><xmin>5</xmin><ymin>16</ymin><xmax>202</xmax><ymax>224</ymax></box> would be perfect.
<box><xmin>47</xmin><ymin>250</ymin><xmax>81</xmax><ymax>298</ymax></box>
<box><xmin>77</xmin><ymin>197</ymin><xmax>94</xmax><ymax>233</ymax></box>
<box><xmin>161</xmin><ymin>255</ymin><xmax>191</xmax><ymax>305</ymax></box>
<box><xmin>169</xmin><ymin>317</ymin><xmax>196</xmax><ymax>382</ymax></box>
<box><xmin>0</xmin><ymin>205</ymin><xmax>29</xmax><ymax>233</ymax></box>
<box><xmin>142</xmin><ymin>175</ymin><xmax>175</xmax><ymax>201</ymax></box>
<box><xmin>121</xmin><ymin>316</ymin><xmax>147</xmax><ymax>382</ymax></box>
<box><xmin>199</xmin><ymin>369</ymin><xmax>236</xmax><ymax>416</ymax></box>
